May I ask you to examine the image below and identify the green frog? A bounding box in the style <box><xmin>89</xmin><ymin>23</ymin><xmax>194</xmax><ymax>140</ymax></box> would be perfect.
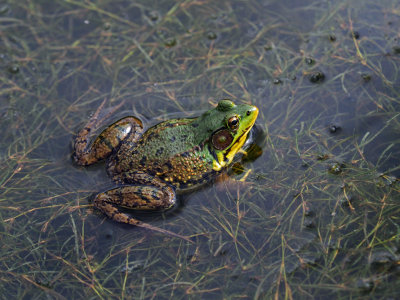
<box><xmin>74</xmin><ymin>99</ymin><xmax>258</xmax><ymax>238</ymax></box>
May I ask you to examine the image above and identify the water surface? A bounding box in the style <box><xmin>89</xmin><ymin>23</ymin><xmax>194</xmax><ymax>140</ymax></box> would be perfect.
<box><xmin>1</xmin><ymin>0</ymin><xmax>400</xmax><ymax>298</ymax></box>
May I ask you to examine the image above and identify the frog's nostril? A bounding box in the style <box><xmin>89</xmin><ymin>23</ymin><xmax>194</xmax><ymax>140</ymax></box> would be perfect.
<box><xmin>246</xmin><ymin>110</ymin><xmax>251</xmax><ymax>116</ymax></box>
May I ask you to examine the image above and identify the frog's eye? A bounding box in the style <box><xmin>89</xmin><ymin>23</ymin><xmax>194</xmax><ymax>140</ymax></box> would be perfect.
<box><xmin>211</xmin><ymin>129</ymin><xmax>234</xmax><ymax>150</ymax></box>
<box><xmin>228</xmin><ymin>116</ymin><xmax>239</xmax><ymax>131</ymax></box>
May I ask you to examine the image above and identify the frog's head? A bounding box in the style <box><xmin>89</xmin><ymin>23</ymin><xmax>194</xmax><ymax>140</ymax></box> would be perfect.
<box><xmin>201</xmin><ymin>99</ymin><xmax>259</xmax><ymax>171</ymax></box>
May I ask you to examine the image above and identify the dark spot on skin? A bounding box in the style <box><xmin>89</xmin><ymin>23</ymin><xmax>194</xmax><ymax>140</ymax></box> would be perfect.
<box><xmin>191</xmin><ymin>123</ymin><xmax>199</xmax><ymax>128</ymax></box>
<box><xmin>156</xmin><ymin>147</ymin><xmax>164</xmax><ymax>156</ymax></box>
<box><xmin>202</xmin><ymin>170</ymin><xmax>215</xmax><ymax>182</ymax></box>
<box><xmin>170</xmin><ymin>136</ymin><xmax>176</xmax><ymax>142</ymax></box>
<box><xmin>98</xmin><ymin>135</ymin><xmax>115</xmax><ymax>150</ymax></box>
<box><xmin>191</xmin><ymin>178</ymin><xmax>201</xmax><ymax>185</ymax></box>
<box><xmin>208</xmin><ymin>144</ymin><xmax>218</xmax><ymax>162</ymax></box>
<box><xmin>112</xmin><ymin>154</ymin><xmax>120</xmax><ymax>164</ymax></box>
<box><xmin>141</xmin><ymin>195</ymin><xmax>151</xmax><ymax>203</ymax></box>
<box><xmin>116</xmin><ymin>189</ymin><xmax>124</xmax><ymax>204</ymax></box>
<box><xmin>147</xmin><ymin>132</ymin><xmax>155</xmax><ymax>140</ymax></box>
<box><xmin>165</xmin><ymin>161</ymin><xmax>173</xmax><ymax>169</ymax></box>
<box><xmin>139</xmin><ymin>155</ymin><xmax>147</xmax><ymax>166</ymax></box>
<box><xmin>181</xmin><ymin>152</ymin><xmax>190</xmax><ymax>157</ymax></box>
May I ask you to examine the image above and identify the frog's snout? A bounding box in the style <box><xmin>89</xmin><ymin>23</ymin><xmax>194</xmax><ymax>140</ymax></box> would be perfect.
<box><xmin>246</xmin><ymin>106</ymin><xmax>259</xmax><ymax>118</ymax></box>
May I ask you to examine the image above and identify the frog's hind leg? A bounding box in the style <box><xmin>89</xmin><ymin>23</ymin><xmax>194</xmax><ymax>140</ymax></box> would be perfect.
<box><xmin>94</xmin><ymin>183</ymin><xmax>176</xmax><ymax>213</ymax></box>
<box><xmin>74</xmin><ymin>100</ymin><xmax>143</xmax><ymax>166</ymax></box>
<box><xmin>93</xmin><ymin>182</ymin><xmax>192</xmax><ymax>242</ymax></box>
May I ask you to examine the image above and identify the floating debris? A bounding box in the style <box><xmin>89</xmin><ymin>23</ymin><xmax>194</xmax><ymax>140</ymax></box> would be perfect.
<box><xmin>356</xmin><ymin>278</ymin><xmax>374</xmax><ymax>293</ymax></box>
<box><xmin>120</xmin><ymin>260</ymin><xmax>146</xmax><ymax>273</ymax></box>
<box><xmin>264</xmin><ymin>45</ymin><xmax>272</xmax><ymax>51</ymax></box>
<box><xmin>8</xmin><ymin>65</ymin><xmax>19</xmax><ymax>74</ymax></box>
<box><xmin>369</xmin><ymin>250</ymin><xmax>397</xmax><ymax>269</ymax></box>
<box><xmin>103</xmin><ymin>22</ymin><xmax>111</xmax><ymax>30</ymax></box>
<box><xmin>329</xmin><ymin>124</ymin><xmax>341</xmax><ymax>133</ymax></box>
<box><xmin>303</xmin><ymin>218</ymin><xmax>315</xmax><ymax>228</ymax></box>
<box><xmin>207</xmin><ymin>31</ymin><xmax>217</xmax><ymax>40</ymax></box>
<box><xmin>305</xmin><ymin>57</ymin><xmax>314</xmax><ymax>65</ymax></box>
<box><xmin>351</xmin><ymin>31</ymin><xmax>360</xmax><ymax>39</ymax></box>
<box><xmin>148</xmin><ymin>10</ymin><xmax>159</xmax><ymax>22</ymax></box>
<box><xmin>328</xmin><ymin>162</ymin><xmax>344</xmax><ymax>175</ymax></box>
<box><xmin>164</xmin><ymin>37</ymin><xmax>177</xmax><ymax>47</ymax></box>
<box><xmin>339</xmin><ymin>197</ymin><xmax>351</xmax><ymax>207</ymax></box>
<box><xmin>361</xmin><ymin>73</ymin><xmax>372</xmax><ymax>82</ymax></box>
<box><xmin>316</xmin><ymin>153</ymin><xmax>329</xmax><ymax>161</ymax></box>
<box><xmin>303</xmin><ymin>205</ymin><xmax>314</xmax><ymax>217</ymax></box>
<box><xmin>393</xmin><ymin>46</ymin><xmax>400</xmax><ymax>54</ymax></box>
<box><xmin>378</xmin><ymin>173</ymin><xmax>398</xmax><ymax>186</ymax></box>
<box><xmin>0</xmin><ymin>4</ymin><xmax>9</xmax><ymax>15</ymax></box>
<box><xmin>301</xmin><ymin>162</ymin><xmax>309</xmax><ymax>169</ymax></box>
<box><xmin>309</xmin><ymin>71</ymin><xmax>325</xmax><ymax>83</ymax></box>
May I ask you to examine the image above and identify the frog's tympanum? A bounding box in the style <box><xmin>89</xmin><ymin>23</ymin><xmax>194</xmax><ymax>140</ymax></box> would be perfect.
<box><xmin>74</xmin><ymin>100</ymin><xmax>258</xmax><ymax>237</ymax></box>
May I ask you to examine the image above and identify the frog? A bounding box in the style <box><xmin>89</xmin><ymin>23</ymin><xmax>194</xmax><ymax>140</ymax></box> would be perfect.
<box><xmin>73</xmin><ymin>99</ymin><xmax>258</xmax><ymax>239</ymax></box>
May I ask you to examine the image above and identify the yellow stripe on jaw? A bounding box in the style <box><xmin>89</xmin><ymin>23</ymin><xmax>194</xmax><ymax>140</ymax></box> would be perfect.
<box><xmin>225</xmin><ymin>130</ymin><xmax>249</xmax><ymax>163</ymax></box>
<box><xmin>212</xmin><ymin>130</ymin><xmax>250</xmax><ymax>171</ymax></box>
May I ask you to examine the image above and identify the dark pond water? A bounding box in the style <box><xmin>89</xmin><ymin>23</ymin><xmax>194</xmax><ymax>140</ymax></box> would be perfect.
<box><xmin>1</xmin><ymin>0</ymin><xmax>400</xmax><ymax>299</ymax></box>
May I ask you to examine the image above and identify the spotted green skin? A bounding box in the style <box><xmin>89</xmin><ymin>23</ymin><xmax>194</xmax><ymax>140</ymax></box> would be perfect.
<box><xmin>108</xmin><ymin>118</ymin><xmax>213</xmax><ymax>189</ymax></box>
<box><xmin>74</xmin><ymin>100</ymin><xmax>258</xmax><ymax>227</ymax></box>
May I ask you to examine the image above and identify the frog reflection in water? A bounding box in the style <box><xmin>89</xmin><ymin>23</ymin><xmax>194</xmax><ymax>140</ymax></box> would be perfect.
<box><xmin>74</xmin><ymin>100</ymin><xmax>258</xmax><ymax>239</ymax></box>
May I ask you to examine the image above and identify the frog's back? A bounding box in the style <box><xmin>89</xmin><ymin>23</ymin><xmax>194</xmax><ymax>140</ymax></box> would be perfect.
<box><xmin>107</xmin><ymin>118</ymin><xmax>215</xmax><ymax>189</ymax></box>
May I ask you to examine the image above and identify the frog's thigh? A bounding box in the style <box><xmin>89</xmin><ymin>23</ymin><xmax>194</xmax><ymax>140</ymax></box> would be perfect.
<box><xmin>93</xmin><ymin>184</ymin><xmax>175</xmax><ymax>224</ymax></box>
<box><xmin>74</xmin><ymin>116</ymin><xmax>143</xmax><ymax>166</ymax></box>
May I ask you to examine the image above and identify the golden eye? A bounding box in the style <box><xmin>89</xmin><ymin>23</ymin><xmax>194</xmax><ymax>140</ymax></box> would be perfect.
<box><xmin>228</xmin><ymin>116</ymin><xmax>239</xmax><ymax>130</ymax></box>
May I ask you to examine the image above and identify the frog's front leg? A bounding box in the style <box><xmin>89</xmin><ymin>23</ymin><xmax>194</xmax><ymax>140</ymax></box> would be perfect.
<box><xmin>74</xmin><ymin>102</ymin><xmax>143</xmax><ymax>166</ymax></box>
